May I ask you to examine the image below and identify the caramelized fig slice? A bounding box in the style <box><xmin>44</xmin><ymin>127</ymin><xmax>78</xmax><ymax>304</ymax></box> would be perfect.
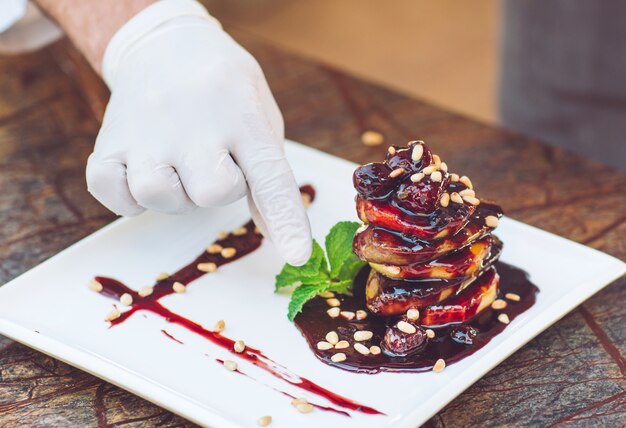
<box><xmin>357</xmin><ymin>196</ymin><xmax>474</xmax><ymax>240</ymax></box>
<box><xmin>370</xmin><ymin>236</ymin><xmax>502</xmax><ymax>280</ymax></box>
<box><xmin>420</xmin><ymin>268</ymin><xmax>499</xmax><ymax>327</ymax></box>
<box><xmin>382</xmin><ymin>321</ymin><xmax>427</xmax><ymax>357</ymax></box>
<box><xmin>353</xmin><ymin>203</ymin><xmax>503</xmax><ymax>265</ymax></box>
<box><xmin>365</xmin><ymin>270</ymin><xmax>478</xmax><ymax>315</ymax></box>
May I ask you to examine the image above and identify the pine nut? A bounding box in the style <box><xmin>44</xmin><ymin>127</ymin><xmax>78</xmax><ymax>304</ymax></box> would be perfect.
<box><xmin>354</xmin><ymin>330</ymin><xmax>373</xmax><ymax>341</ymax></box>
<box><xmin>361</xmin><ymin>130</ymin><xmax>384</xmax><ymax>146</ymax></box>
<box><xmin>340</xmin><ymin>311</ymin><xmax>355</xmax><ymax>320</ymax></box>
<box><xmin>207</xmin><ymin>244</ymin><xmax>222</xmax><ymax>254</ymax></box>
<box><xmin>296</xmin><ymin>403</ymin><xmax>314</xmax><ymax>413</ymax></box>
<box><xmin>326</xmin><ymin>298</ymin><xmax>341</xmax><ymax>307</ymax></box>
<box><xmin>105</xmin><ymin>309</ymin><xmax>121</xmax><ymax>322</ymax></box>
<box><xmin>389</xmin><ymin>167</ymin><xmax>405</xmax><ymax>178</ymax></box>
<box><xmin>422</xmin><ymin>165</ymin><xmax>436</xmax><ymax>175</ymax></box>
<box><xmin>505</xmin><ymin>293</ymin><xmax>521</xmax><ymax>301</ymax></box>
<box><xmin>221</xmin><ymin>247</ymin><xmax>237</xmax><ymax>258</ymax></box>
<box><xmin>406</xmin><ymin>308</ymin><xmax>420</xmax><ymax>321</ymax></box>
<box><xmin>440</xmin><ymin>193</ymin><xmax>450</xmax><ymax>208</ymax></box>
<box><xmin>120</xmin><ymin>293</ymin><xmax>133</xmax><ymax>306</ymax></box>
<box><xmin>213</xmin><ymin>319</ymin><xmax>225</xmax><ymax>333</ymax></box>
<box><xmin>335</xmin><ymin>340</ymin><xmax>350</xmax><ymax>349</ymax></box>
<box><xmin>327</xmin><ymin>307</ymin><xmax>340</xmax><ymax>318</ymax></box>
<box><xmin>430</xmin><ymin>171</ymin><xmax>443</xmax><ymax>182</ymax></box>
<box><xmin>301</xmin><ymin>193</ymin><xmax>312</xmax><ymax>207</ymax></box>
<box><xmin>459</xmin><ymin>188</ymin><xmax>475</xmax><ymax>198</ymax></box>
<box><xmin>369</xmin><ymin>346</ymin><xmax>382</xmax><ymax>355</ymax></box>
<box><xmin>89</xmin><ymin>280</ymin><xmax>102</xmax><ymax>292</ymax></box>
<box><xmin>156</xmin><ymin>272</ymin><xmax>169</xmax><ymax>281</ymax></box>
<box><xmin>354</xmin><ymin>343</ymin><xmax>370</xmax><ymax>355</ymax></box>
<box><xmin>433</xmin><ymin>358</ymin><xmax>446</xmax><ymax>373</ymax></box>
<box><xmin>217</xmin><ymin>231</ymin><xmax>228</xmax><ymax>240</ymax></box>
<box><xmin>440</xmin><ymin>162</ymin><xmax>448</xmax><ymax>172</ymax></box>
<box><xmin>388</xmin><ymin>146</ymin><xmax>396</xmax><ymax>155</ymax></box>
<box><xmin>426</xmin><ymin>329</ymin><xmax>435</xmax><ymax>339</ymax></box>
<box><xmin>397</xmin><ymin>321</ymin><xmax>417</xmax><ymax>334</ymax></box>
<box><xmin>498</xmin><ymin>313</ymin><xmax>510</xmax><ymax>324</ymax></box>
<box><xmin>317</xmin><ymin>341</ymin><xmax>333</xmax><ymax>350</ymax></box>
<box><xmin>450</xmin><ymin>173</ymin><xmax>460</xmax><ymax>182</ymax></box>
<box><xmin>451</xmin><ymin>192</ymin><xmax>464</xmax><ymax>204</ymax></box>
<box><xmin>491</xmin><ymin>299</ymin><xmax>507</xmax><ymax>310</ymax></box>
<box><xmin>356</xmin><ymin>310</ymin><xmax>368</xmax><ymax>320</ymax></box>
<box><xmin>331</xmin><ymin>353</ymin><xmax>346</xmax><ymax>363</ymax></box>
<box><xmin>223</xmin><ymin>360</ymin><xmax>238</xmax><ymax>371</ymax></box>
<box><xmin>463</xmin><ymin>195</ymin><xmax>481</xmax><ymax>206</ymax></box>
<box><xmin>325</xmin><ymin>331</ymin><xmax>339</xmax><ymax>345</ymax></box>
<box><xmin>319</xmin><ymin>291</ymin><xmax>334</xmax><ymax>298</ymax></box>
<box><xmin>432</xmin><ymin>154</ymin><xmax>441</xmax><ymax>167</ymax></box>
<box><xmin>172</xmin><ymin>282</ymin><xmax>186</xmax><ymax>293</ymax></box>
<box><xmin>410</xmin><ymin>172</ymin><xmax>425</xmax><ymax>183</ymax></box>
<box><xmin>233</xmin><ymin>227</ymin><xmax>247</xmax><ymax>236</ymax></box>
<box><xmin>460</xmin><ymin>175</ymin><xmax>473</xmax><ymax>189</ymax></box>
<box><xmin>234</xmin><ymin>340</ymin><xmax>246</xmax><ymax>353</ymax></box>
<box><xmin>138</xmin><ymin>286</ymin><xmax>153</xmax><ymax>297</ymax></box>
<box><xmin>254</xmin><ymin>227</ymin><xmax>261</xmax><ymax>235</ymax></box>
<box><xmin>485</xmin><ymin>215</ymin><xmax>500</xmax><ymax>228</ymax></box>
<box><xmin>198</xmin><ymin>262</ymin><xmax>217</xmax><ymax>273</ymax></box>
<box><xmin>411</xmin><ymin>144</ymin><xmax>424</xmax><ymax>161</ymax></box>
<box><xmin>257</xmin><ymin>415</ymin><xmax>272</xmax><ymax>426</ymax></box>
<box><xmin>291</xmin><ymin>398</ymin><xmax>307</xmax><ymax>406</ymax></box>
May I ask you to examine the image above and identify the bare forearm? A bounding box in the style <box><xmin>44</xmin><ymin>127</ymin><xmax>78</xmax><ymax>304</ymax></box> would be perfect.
<box><xmin>36</xmin><ymin>0</ymin><xmax>155</xmax><ymax>73</ymax></box>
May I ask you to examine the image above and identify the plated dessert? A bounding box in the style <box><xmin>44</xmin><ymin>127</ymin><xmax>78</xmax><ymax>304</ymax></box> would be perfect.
<box><xmin>294</xmin><ymin>140</ymin><xmax>539</xmax><ymax>373</ymax></box>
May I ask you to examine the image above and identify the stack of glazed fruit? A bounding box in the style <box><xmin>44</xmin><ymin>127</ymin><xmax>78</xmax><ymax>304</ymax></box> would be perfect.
<box><xmin>352</xmin><ymin>140</ymin><xmax>504</xmax><ymax>356</ymax></box>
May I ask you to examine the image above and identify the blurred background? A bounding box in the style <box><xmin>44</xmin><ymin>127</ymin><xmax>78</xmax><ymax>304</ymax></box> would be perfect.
<box><xmin>206</xmin><ymin>0</ymin><xmax>500</xmax><ymax>124</ymax></box>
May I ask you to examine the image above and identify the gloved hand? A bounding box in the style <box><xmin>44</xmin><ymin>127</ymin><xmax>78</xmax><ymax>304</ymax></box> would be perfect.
<box><xmin>86</xmin><ymin>0</ymin><xmax>312</xmax><ymax>266</ymax></box>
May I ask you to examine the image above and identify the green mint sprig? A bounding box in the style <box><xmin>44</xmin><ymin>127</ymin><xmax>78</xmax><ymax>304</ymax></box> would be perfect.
<box><xmin>275</xmin><ymin>221</ymin><xmax>366</xmax><ymax>321</ymax></box>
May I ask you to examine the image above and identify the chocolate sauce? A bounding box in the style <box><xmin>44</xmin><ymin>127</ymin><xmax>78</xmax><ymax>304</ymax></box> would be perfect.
<box><xmin>294</xmin><ymin>262</ymin><xmax>538</xmax><ymax>374</ymax></box>
<box><xmin>94</xmin><ymin>185</ymin><xmax>383</xmax><ymax>416</ymax></box>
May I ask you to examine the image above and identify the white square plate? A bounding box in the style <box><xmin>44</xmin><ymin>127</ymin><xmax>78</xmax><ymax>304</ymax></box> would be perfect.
<box><xmin>0</xmin><ymin>142</ymin><xmax>624</xmax><ymax>428</ymax></box>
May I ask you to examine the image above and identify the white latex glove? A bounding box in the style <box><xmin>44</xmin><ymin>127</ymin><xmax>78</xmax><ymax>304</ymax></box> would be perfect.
<box><xmin>86</xmin><ymin>0</ymin><xmax>312</xmax><ymax>266</ymax></box>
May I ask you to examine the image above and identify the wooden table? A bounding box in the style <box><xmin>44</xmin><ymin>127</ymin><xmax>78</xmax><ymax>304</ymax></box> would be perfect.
<box><xmin>0</xmin><ymin>28</ymin><xmax>624</xmax><ymax>427</ymax></box>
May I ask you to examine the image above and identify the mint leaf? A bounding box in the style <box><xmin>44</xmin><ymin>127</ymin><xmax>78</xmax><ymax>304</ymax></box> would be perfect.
<box><xmin>275</xmin><ymin>240</ymin><xmax>327</xmax><ymax>290</ymax></box>
<box><xmin>328</xmin><ymin>279</ymin><xmax>353</xmax><ymax>295</ymax></box>
<box><xmin>325</xmin><ymin>221</ymin><xmax>365</xmax><ymax>280</ymax></box>
<box><xmin>287</xmin><ymin>281</ymin><xmax>333</xmax><ymax>321</ymax></box>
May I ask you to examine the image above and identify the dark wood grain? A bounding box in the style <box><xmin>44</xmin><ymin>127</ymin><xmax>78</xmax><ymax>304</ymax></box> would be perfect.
<box><xmin>0</xmin><ymin>27</ymin><xmax>624</xmax><ymax>427</ymax></box>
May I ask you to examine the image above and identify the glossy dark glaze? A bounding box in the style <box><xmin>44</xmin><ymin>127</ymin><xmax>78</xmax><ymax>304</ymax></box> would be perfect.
<box><xmin>94</xmin><ymin>186</ymin><xmax>383</xmax><ymax>416</ymax></box>
<box><xmin>295</xmin><ymin>262</ymin><xmax>538</xmax><ymax>373</ymax></box>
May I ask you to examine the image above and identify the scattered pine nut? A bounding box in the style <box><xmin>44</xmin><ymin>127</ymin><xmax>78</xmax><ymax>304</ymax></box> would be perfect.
<box><xmin>326</xmin><ymin>298</ymin><xmax>341</xmax><ymax>307</ymax></box>
<box><xmin>291</xmin><ymin>398</ymin><xmax>308</xmax><ymax>406</ymax></box>
<box><xmin>89</xmin><ymin>280</ymin><xmax>103</xmax><ymax>292</ymax></box>
<box><xmin>354</xmin><ymin>330</ymin><xmax>373</xmax><ymax>341</ymax></box>
<box><xmin>207</xmin><ymin>244</ymin><xmax>222</xmax><ymax>254</ymax></box>
<box><xmin>426</xmin><ymin>329</ymin><xmax>435</xmax><ymax>339</ymax></box>
<box><xmin>156</xmin><ymin>272</ymin><xmax>169</xmax><ymax>281</ymax></box>
<box><xmin>463</xmin><ymin>195</ymin><xmax>481</xmax><ymax>206</ymax></box>
<box><xmin>335</xmin><ymin>340</ymin><xmax>350</xmax><ymax>349</ymax></box>
<box><xmin>233</xmin><ymin>227</ymin><xmax>247</xmax><ymax>236</ymax></box>
<box><xmin>422</xmin><ymin>165</ymin><xmax>436</xmax><ymax>175</ymax></box>
<box><xmin>361</xmin><ymin>130</ymin><xmax>384</xmax><ymax>146</ymax></box>
<box><xmin>485</xmin><ymin>215</ymin><xmax>500</xmax><ymax>228</ymax></box>
<box><xmin>406</xmin><ymin>308</ymin><xmax>420</xmax><ymax>321</ymax></box>
<box><xmin>234</xmin><ymin>340</ymin><xmax>246</xmax><ymax>353</ymax></box>
<box><xmin>120</xmin><ymin>293</ymin><xmax>133</xmax><ymax>306</ymax></box>
<box><xmin>301</xmin><ymin>193</ymin><xmax>312</xmax><ymax>208</ymax></box>
<box><xmin>331</xmin><ymin>353</ymin><xmax>346</xmax><ymax>363</ymax></box>
<box><xmin>505</xmin><ymin>293</ymin><xmax>521</xmax><ymax>302</ymax></box>
<box><xmin>213</xmin><ymin>319</ymin><xmax>225</xmax><ymax>333</ymax></box>
<box><xmin>254</xmin><ymin>227</ymin><xmax>261</xmax><ymax>235</ymax></box>
<box><xmin>440</xmin><ymin>162</ymin><xmax>448</xmax><ymax>172</ymax></box>
<box><xmin>354</xmin><ymin>343</ymin><xmax>370</xmax><ymax>355</ymax></box>
<box><xmin>450</xmin><ymin>192</ymin><xmax>464</xmax><ymax>204</ymax></box>
<box><xmin>432</xmin><ymin>154</ymin><xmax>441</xmax><ymax>167</ymax></box>
<box><xmin>325</xmin><ymin>331</ymin><xmax>339</xmax><ymax>345</ymax></box>
<box><xmin>498</xmin><ymin>313</ymin><xmax>510</xmax><ymax>324</ymax></box>
<box><xmin>317</xmin><ymin>341</ymin><xmax>333</xmax><ymax>351</ymax></box>
<box><xmin>369</xmin><ymin>346</ymin><xmax>382</xmax><ymax>355</ymax></box>
<box><xmin>459</xmin><ymin>188</ymin><xmax>476</xmax><ymax>198</ymax></box>
<box><xmin>257</xmin><ymin>415</ymin><xmax>272</xmax><ymax>426</ymax></box>
<box><xmin>388</xmin><ymin>146</ymin><xmax>396</xmax><ymax>155</ymax></box>
<box><xmin>217</xmin><ymin>231</ymin><xmax>229</xmax><ymax>240</ymax></box>
<box><xmin>460</xmin><ymin>176</ymin><xmax>473</xmax><ymax>189</ymax></box>
<box><xmin>105</xmin><ymin>309</ymin><xmax>121</xmax><ymax>322</ymax></box>
<box><xmin>397</xmin><ymin>321</ymin><xmax>417</xmax><ymax>334</ymax></box>
<box><xmin>296</xmin><ymin>403</ymin><xmax>314</xmax><ymax>414</ymax></box>
<box><xmin>221</xmin><ymin>247</ymin><xmax>237</xmax><ymax>258</ymax></box>
<box><xmin>450</xmin><ymin>173</ymin><xmax>460</xmax><ymax>182</ymax></box>
<box><xmin>440</xmin><ymin>193</ymin><xmax>450</xmax><ymax>208</ymax></box>
<box><xmin>492</xmin><ymin>299</ymin><xmax>508</xmax><ymax>310</ymax></box>
<box><xmin>223</xmin><ymin>360</ymin><xmax>238</xmax><ymax>371</ymax></box>
<box><xmin>138</xmin><ymin>286</ymin><xmax>153</xmax><ymax>297</ymax></box>
<box><xmin>389</xmin><ymin>167</ymin><xmax>405</xmax><ymax>178</ymax></box>
<box><xmin>410</xmin><ymin>172</ymin><xmax>425</xmax><ymax>183</ymax></box>
<box><xmin>173</xmin><ymin>282</ymin><xmax>186</xmax><ymax>293</ymax></box>
<box><xmin>319</xmin><ymin>291</ymin><xmax>335</xmax><ymax>298</ymax></box>
<box><xmin>430</xmin><ymin>171</ymin><xmax>443</xmax><ymax>182</ymax></box>
<box><xmin>327</xmin><ymin>307</ymin><xmax>340</xmax><ymax>318</ymax></box>
<box><xmin>356</xmin><ymin>310</ymin><xmax>368</xmax><ymax>320</ymax></box>
<box><xmin>340</xmin><ymin>311</ymin><xmax>355</xmax><ymax>320</ymax></box>
<box><xmin>197</xmin><ymin>262</ymin><xmax>217</xmax><ymax>273</ymax></box>
<box><xmin>433</xmin><ymin>358</ymin><xmax>446</xmax><ymax>373</ymax></box>
<box><xmin>411</xmin><ymin>144</ymin><xmax>424</xmax><ymax>162</ymax></box>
